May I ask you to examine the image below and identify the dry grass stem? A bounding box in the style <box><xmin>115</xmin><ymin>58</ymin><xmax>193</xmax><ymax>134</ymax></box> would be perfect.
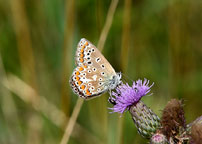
<box><xmin>97</xmin><ymin>0</ymin><xmax>119</xmax><ymax>51</ymax></box>
<box><xmin>61</xmin><ymin>0</ymin><xmax>76</xmax><ymax>116</ymax></box>
<box><xmin>0</xmin><ymin>54</ymin><xmax>23</xmax><ymax>143</ymax></box>
<box><xmin>60</xmin><ymin>0</ymin><xmax>119</xmax><ymax>143</ymax></box>
<box><xmin>60</xmin><ymin>98</ymin><xmax>84</xmax><ymax>144</ymax></box>
<box><xmin>3</xmin><ymin>74</ymin><xmax>102</xmax><ymax>143</ymax></box>
<box><xmin>3</xmin><ymin>74</ymin><xmax>67</xmax><ymax>128</ymax></box>
<box><xmin>9</xmin><ymin>0</ymin><xmax>38</xmax><ymax>90</ymax></box>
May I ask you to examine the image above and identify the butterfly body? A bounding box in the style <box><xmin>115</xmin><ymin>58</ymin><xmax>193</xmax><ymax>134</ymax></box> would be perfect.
<box><xmin>69</xmin><ymin>38</ymin><xmax>121</xmax><ymax>99</ymax></box>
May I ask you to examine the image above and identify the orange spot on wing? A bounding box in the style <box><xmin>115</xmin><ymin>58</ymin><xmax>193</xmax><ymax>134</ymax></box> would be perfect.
<box><xmin>81</xmin><ymin>48</ymin><xmax>84</xmax><ymax>53</ymax></box>
<box><xmin>78</xmin><ymin>81</ymin><xmax>82</xmax><ymax>85</ymax></box>
<box><xmin>80</xmin><ymin>58</ymin><xmax>84</xmax><ymax>63</ymax></box>
<box><xmin>85</xmin><ymin>41</ymin><xmax>88</xmax><ymax>46</ymax></box>
<box><xmin>76</xmin><ymin>71</ymin><xmax>80</xmax><ymax>76</ymax></box>
<box><xmin>86</xmin><ymin>89</ymin><xmax>91</xmax><ymax>96</ymax></box>
<box><xmin>81</xmin><ymin>85</ymin><xmax>85</xmax><ymax>90</ymax></box>
<box><xmin>79</xmin><ymin>67</ymin><xmax>84</xmax><ymax>71</ymax></box>
<box><xmin>82</xmin><ymin>45</ymin><xmax>85</xmax><ymax>49</ymax></box>
<box><xmin>83</xmin><ymin>65</ymin><xmax>87</xmax><ymax>68</ymax></box>
<box><xmin>80</xmin><ymin>53</ymin><xmax>84</xmax><ymax>58</ymax></box>
<box><xmin>76</xmin><ymin>76</ymin><xmax>80</xmax><ymax>81</ymax></box>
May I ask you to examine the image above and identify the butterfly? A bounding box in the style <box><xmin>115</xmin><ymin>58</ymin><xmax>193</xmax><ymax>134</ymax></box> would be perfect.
<box><xmin>69</xmin><ymin>38</ymin><xmax>122</xmax><ymax>99</ymax></box>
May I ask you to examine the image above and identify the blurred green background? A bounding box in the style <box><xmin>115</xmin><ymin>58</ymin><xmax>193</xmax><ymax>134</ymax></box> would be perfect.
<box><xmin>0</xmin><ymin>0</ymin><xmax>202</xmax><ymax>143</ymax></box>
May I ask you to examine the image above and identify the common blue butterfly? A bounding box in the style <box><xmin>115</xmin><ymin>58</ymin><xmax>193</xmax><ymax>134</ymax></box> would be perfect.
<box><xmin>69</xmin><ymin>38</ymin><xmax>122</xmax><ymax>99</ymax></box>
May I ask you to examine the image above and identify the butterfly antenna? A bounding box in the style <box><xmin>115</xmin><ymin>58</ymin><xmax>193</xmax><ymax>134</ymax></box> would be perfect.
<box><xmin>121</xmin><ymin>78</ymin><xmax>127</xmax><ymax>84</ymax></box>
<box><xmin>121</xmin><ymin>73</ymin><xmax>133</xmax><ymax>83</ymax></box>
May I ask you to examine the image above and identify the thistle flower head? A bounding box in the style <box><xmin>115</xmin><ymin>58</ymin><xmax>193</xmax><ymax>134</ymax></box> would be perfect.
<box><xmin>150</xmin><ymin>133</ymin><xmax>168</xmax><ymax>144</ymax></box>
<box><xmin>110</xmin><ymin>79</ymin><xmax>154</xmax><ymax>113</ymax></box>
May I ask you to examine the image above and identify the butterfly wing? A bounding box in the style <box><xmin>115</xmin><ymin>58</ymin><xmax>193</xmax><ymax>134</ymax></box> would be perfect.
<box><xmin>70</xmin><ymin>38</ymin><xmax>117</xmax><ymax>99</ymax></box>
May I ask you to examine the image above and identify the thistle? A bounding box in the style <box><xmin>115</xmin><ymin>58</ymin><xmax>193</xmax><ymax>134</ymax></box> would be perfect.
<box><xmin>158</xmin><ymin>99</ymin><xmax>189</xmax><ymax>143</ymax></box>
<box><xmin>150</xmin><ymin>133</ymin><xmax>168</xmax><ymax>144</ymax></box>
<box><xmin>187</xmin><ymin>115</ymin><xmax>202</xmax><ymax>134</ymax></box>
<box><xmin>188</xmin><ymin>115</ymin><xmax>202</xmax><ymax>144</ymax></box>
<box><xmin>110</xmin><ymin>79</ymin><xmax>154</xmax><ymax>113</ymax></box>
<box><xmin>109</xmin><ymin>79</ymin><xmax>202</xmax><ymax>143</ymax></box>
<box><xmin>190</xmin><ymin>122</ymin><xmax>202</xmax><ymax>144</ymax></box>
<box><xmin>109</xmin><ymin>79</ymin><xmax>161</xmax><ymax>138</ymax></box>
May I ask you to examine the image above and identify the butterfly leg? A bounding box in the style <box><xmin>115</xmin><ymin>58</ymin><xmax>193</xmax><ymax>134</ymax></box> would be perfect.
<box><xmin>108</xmin><ymin>89</ymin><xmax>116</xmax><ymax>105</ymax></box>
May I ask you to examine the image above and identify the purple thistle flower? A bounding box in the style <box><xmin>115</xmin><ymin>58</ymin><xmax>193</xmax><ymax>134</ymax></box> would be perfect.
<box><xmin>110</xmin><ymin>79</ymin><xmax>154</xmax><ymax>114</ymax></box>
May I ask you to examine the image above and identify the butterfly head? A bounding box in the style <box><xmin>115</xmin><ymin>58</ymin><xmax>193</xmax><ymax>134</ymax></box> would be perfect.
<box><xmin>109</xmin><ymin>72</ymin><xmax>122</xmax><ymax>90</ymax></box>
